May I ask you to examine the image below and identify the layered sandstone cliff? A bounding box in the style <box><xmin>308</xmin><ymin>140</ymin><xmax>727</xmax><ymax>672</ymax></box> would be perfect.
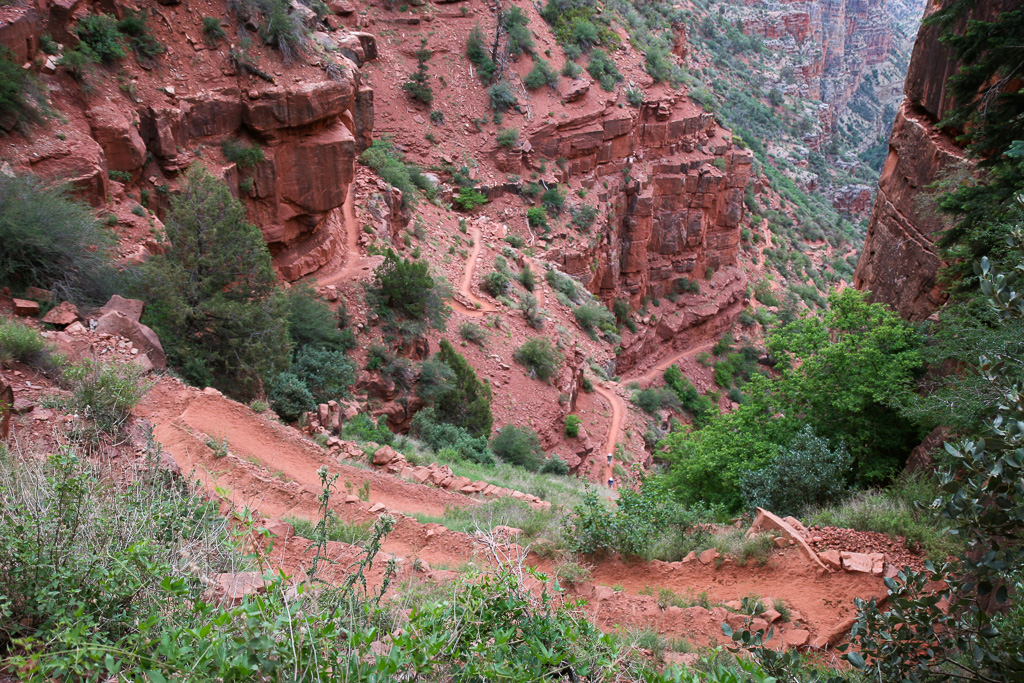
<box><xmin>0</xmin><ymin>0</ymin><xmax>375</xmax><ymax>281</ymax></box>
<box><xmin>852</xmin><ymin>0</ymin><xmax>1014</xmax><ymax>319</ymax></box>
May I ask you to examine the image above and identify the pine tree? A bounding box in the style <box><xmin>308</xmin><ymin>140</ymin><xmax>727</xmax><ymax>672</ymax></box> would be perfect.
<box><xmin>401</xmin><ymin>37</ymin><xmax>433</xmax><ymax>106</ymax></box>
<box><xmin>141</xmin><ymin>166</ymin><xmax>290</xmax><ymax>397</ymax></box>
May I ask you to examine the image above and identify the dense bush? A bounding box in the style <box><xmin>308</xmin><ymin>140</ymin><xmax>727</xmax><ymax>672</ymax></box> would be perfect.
<box><xmin>524</xmin><ymin>58</ymin><xmax>559</xmax><ymax>89</ymax></box>
<box><xmin>526</xmin><ymin>206</ymin><xmax>548</xmax><ymax>228</ymax></box>
<box><xmin>541</xmin><ymin>456</ymin><xmax>570</xmax><ymax>475</ymax></box>
<box><xmin>269</xmin><ymin>371</ymin><xmax>315</xmax><ymax>422</ymax></box>
<box><xmin>662</xmin><ymin>290</ymin><xmax>925</xmax><ymax>511</ymax></box>
<box><xmin>365</xmin><ymin>248</ymin><xmax>450</xmax><ymax>331</ymax></box>
<box><xmin>285</xmin><ymin>286</ymin><xmax>354</xmax><ymax>353</ymax></box>
<box><xmin>632</xmin><ymin>386</ymin><xmax>681</xmax><ymax>416</ymax></box>
<box><xmin>482</xmin><ymin>270</ymin><xmax>511</xmax><ymax>297</ymax></box>
<box><xmin>740</xmin><ymin>426</ymin><xmax>852</xmax><ymax>516</ymax></box>
<box><xmin>458</xmin><ymin>321</ymin><xmax>488</xmax><ymax>346</ymax></box>
<box><xmin>411</xmin><ymin>408</ymin><xmax>492</xmax><ymax>464</ymax></box>
<box><xmin>416</xmin><ymin>339</ymin><xmax>493</xmax><ymax>437</ymax></box>
<box><xmin>664</xmin><ymin>365</ymin><xmax>717</xmax><ymax>428</ymax></box>
<box><xmin>221</xmin><ymin>138</ymin><xmax>265</xmax><ymax>170</ymax></box>
<box><xmin>116</xmin><ymin>9</ymin><xmax>164</xmax><ymax>63</ymax></box>
<box><xmin>56</xmin><ymin>359</ymin><xmax>150</xmax><ymax>435</ymax></box>
<box><xmin>359</xmin><ymin>137</ymin><xmax>436</xmax><ymax>208</ymax></box>
<box><xmin>541</xmin><ymin>185</ymin><xmax>566</xmax><ymax>215</ymax></box>
<box><xmin>586</xmin><ymin>49</ymin><xmax>622</xmax><ymax>91</ymax></box>
<box><xmin>0</xmin><ymin>319</ymin><xmax>52</xmax><ymax>368</ymax></box>
<box><xmin>465</xmin><ymin>25</ymin><xmax>496</xmax><ymax>82</ymax></box>
<box><xmin>545</xmin><ymin>269</ymin><xmax>581</xmax><ymax>303</ymax></box>
<box><xmin>566</xmin><ymin>476</ymin><xmax>713</xmax><ymax>561</ymax></box>
<box><xmin>564</xmin><ymin>414</ymin><xmax>582</xmax><ymax>437</ymax></box>
<box><xmin>453</xmin><ymin>187</ymin><xmax>488</xmax><ymax>211</ymax></box>
<box><xmin>488</xmin><ymin>81</ymin><xmax>518</xmax><ymax>112</ymax></box>
<box><xmin>341</xmin><ymin>412</ymin><xmax>394</xmax><ymax>445</ymax></box>
<box><xmin>73</xmin><ymin>13</ymin><xmax>125</xmax><ymax>63</ymax></box>
<box><xmin>140</xmin><ymin>167</ymin><xmax>290</xmax><ymax>398</ymax></box>
<box><xmin>491</xmin><ymin>424</ymin><xmax>544</xmax><ymax>471</ymax></box>
<box><xmin>496</xmin><ymin>127</ymin><xmax>519</xmax><ymax>149</ymax></box>
<box><xmin>574</xmin><ymin>303</ymin><xmax>616</xmax><ymax>337</ymax></box>
<box><xmin>571</xmin><ymin>203</ymin><xmax>598</xmax><ymax>229</ymax></box>
<box><xmin>0</xmin><ymin>173</ymin><xmax>119</xmax><ymax>304</ymax></box>
<box><xmin>0</xmin><ymin>47</ymin><xmax>43</xmax><ymax>132</ymax></box>
<box><xmin>501</xmin><ymin>6</ymin><xmax>534</xmax><ymax>58</ymax></box>
<box><xmin>291</xmin><ymin>346</ymin><xmax>356</xmax><ymax>404</ymax></box>
<box><xmin>514</xmin><ymin>337</ymin><xmax>563</xmax><ymax>381</ymax></box>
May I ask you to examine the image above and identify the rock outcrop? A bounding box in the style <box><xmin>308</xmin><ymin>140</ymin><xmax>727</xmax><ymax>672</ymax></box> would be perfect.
<box><xmin>0</xmin><ymin>2</ymin><xmax>376</xmax><ymax>282</ymax></box>
<box><xmin>853</xmin><ymin>0</ymin><xmax>1013</xmax><ymax>319</ymax></box>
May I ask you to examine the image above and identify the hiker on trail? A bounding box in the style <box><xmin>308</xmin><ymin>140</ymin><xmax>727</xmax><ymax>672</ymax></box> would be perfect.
<box><xmin>606</xmin><ymin>453</ymin><xmax>613</xmax><ymax>465</ymax></box>
<box><xmin>607</xmin><ymin>477</ymin><xmax>615</xmax><ymax>489</ymax></box>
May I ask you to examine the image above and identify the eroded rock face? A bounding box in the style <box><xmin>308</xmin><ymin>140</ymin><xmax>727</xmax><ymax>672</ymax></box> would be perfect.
<box><xmin>852</xmin><ymin>0</ymin><xmax>1014</xmax><ymax>319</ymax></box>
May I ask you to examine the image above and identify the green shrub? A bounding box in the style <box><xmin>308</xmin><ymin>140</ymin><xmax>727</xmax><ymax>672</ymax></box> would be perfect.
<box><xmin>566</xmin><ymin>476</ymin><xmax>713</xmax><ymax>561</ymax></box>
<box><xmin>545</xmin><ymin>269</ymin><xmax>580</xmax><ymax>302</ymax></box>
<box><xmin>458</xmin><ymin>321</ymin><xmax>488</xmax><ymax>346</ymax></box>
<box><xmin>0</xmin><ymin>47</ymin><xmax>43</xmax><ymax>131</ymax></box>
<box><xmin>292</xmin><ymin>346</ymin><xmax>356</xmax><ymax>403</ymax></box>
<box><xmin>541</xmin><ymin>456</ymin><xmax>570</xmax><ymax>475</ymax></box>
<box><xmin>488</xmin><ymin>81</ymin><xmax>518</xmax><ymax>112</ymax></box>
<box><xmin>561</xmin><ymin>60</ymin><xmax>583</xmax><ymax>78</ymax></box>
<box><xmin>465</xmin><ymin>25</ymin><xmax>496</xmax><ymax>82</ymax></box>
<box><xmin>139</xmin><ymin>167</ymin><xmax>290</xmax><ymax>398</ymax></box>
<box><xmin>505</xmin><ymin>234</ymin><xmax>525</xmax><ymax>249</ymax></box>
<box><xmin>0</xmin><ymin>319</ymin><xmax>52</xmax><ymax>368</ymax></box>
<box><xmin>612</xmin><ymin>298</ymin><xmax>630</xmax><ymax>326</ymax></box>
<box><xmin>626</xmin><ymin>85</ymin><xmax>644</xmax><ymax>107</ymax></box>
<box><xmin>513</xmin><ymin>337</ymin><xmax>563</xmax><ymax>381</ymax></box>
<box><xmin>524</xmin><ymin>58</ymin><xmax>559</xmax><ymax>89</ymax></box>
<box><xmin>341</xmin><ymin>412</ymin><xmax>393</xmax><ymax>445</ymax></box>
<box><xmin>753</xmin><ymin>279</ymin><xmax>780</xmax><ymax>307</ymax></box>
<box><xmin>286</xmin><ymin>516</ymin><xmax>370</xmax><ymax>545</ymax></box>
<box><xmin>57</xmin><ymin>359</ymin><xmax>150</xmax><ymax>435</ymax></box>
<box><xmin>496</xmin><ymin>127</ymin><xmax>520</xmax><ymax>149</ymax></box>
<box><xmin>541</xmin><ymin>185</ymin><xmax>566</xmax><ymax>215</ymax></box>
<box><xmin>491</xmin><ymin>424</ymin><xmax>544</xmax><ymax>471</ymax></box>
<box><xmin>501</xmin><ymin>6</ymin><xmax>534</xmax><ymax>58</ymax></box>
<box><xmin>402</xmin><ymin>37</ymin><xmax>434</xmax><ymax>106</ymax></box>
<box><xmin>482</xmin><ymin>270</ymin><xmax>511</xmax><ymax>297</ymax></box>
<box><xmin>203</xmin><ymin>17</ymin><xmax>226</xmax><ymax>46</ymax></box>
<box><xmin>359</xmin><ymin>137</ymin><xmax>435</xmax><ymax>208</ymax></box>
<box><xmin>663</xmin><ymin>365</ymin><xmax>717</xmax><ymax>428</ymax></box>
<box><xmin>632</xmin><ymin>386</ymin><xmax>681</xmax><ymax>415</ymax></box>
<box><xmin>674</xmin><ymin>276</ymin><xmax>700</xmax><ymax>294</ymax></box>
<box><xmin>0</xmin><ymin>173</ymin><xmax>118</xmax><ymax>304</ymax></box>
<box><xmin>586</xmin><ymin>49</ymin><xmax>622</xmax><ymax>91</ymax></box>
<box><xmin>564</xmin><ymin>414</ymin><xmax>582</xmax><ymax>437</ymax></box>
<box><xmin>519</xmin><ymin>264</ymin><xmax>536</xmax><ymax>291</ymax></box>
<box><xmin>411</xmin><ymin>408</ymin><xmax>492</xmax><ymax>464</ymax></box>
<box><xmin>740</xmin><ymin>426</ymin><xmax>853</xmax><ymax>517</ymax></box>
<box><xmin>269</xmin><ymin>372</ymin><xmax>314</xmax><ymax>422</ymax></box>
<box><xmin>117</xmin><ymin>10</ymin><xmax>165</xmax><ymax>63</ymax></box>
<box><xmin>365</xmin><ymin>248</ymin><xmax>450</xmax><ymax>330</ymax></box>
<box><xmin>517</xmin><ymin>292</ymin><xmax>545</xmax><ymax>329</ymax></box>
<box><xmin>574</xmin><ymin>303</ymin><xmax>616</xmax><ymax>337</ymax></box>
<box><xmin>73</xmin><ymin>13</ymin><xmax>126</xmax><ymax>64</ymax></box>
<box><xmin>221</xmin><ymin>138</ymin><xmax>265</xmax><ymax>170</ymax></box>
<box><xmin>416</xmin><ymin>339</ymin><xmax>493</xmax><ymax>437</ymax></box>
<box><xmin>571</xmin><ymin>203</ymin><xmax>598</xmax><ymax>229</ymax></box>
<box><xmin>453</xmin><ymin>187</ymin><xmax>488</xmax><ymax>211</ymax></box>
<box><xmin>526</xmin><ymin>206</ymin><xmax>548</xmax><ymax>228</ymax></box>
<box><xmin>285</xmin><ymin>286</ymin><xmax>353</xmax><ymax>353</ymax></box>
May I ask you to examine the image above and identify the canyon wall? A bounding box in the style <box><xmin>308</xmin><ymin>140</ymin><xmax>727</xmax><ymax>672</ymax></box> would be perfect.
<box><xmin>0</xmin><ymin>0</ymin><xmax>375</xmax><ymax>282</ymax></box>
<box><xmin>523</xmin><ymin>94</ymin><xmax>752</xmax><ymax>373</ymax></box>
<box><xmin>853</xmin><ymin>0</ymin><xmax>1012</xmax><ymax>319</ymax></box>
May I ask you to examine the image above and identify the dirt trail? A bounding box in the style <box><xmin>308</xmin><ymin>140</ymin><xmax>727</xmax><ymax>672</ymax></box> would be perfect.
<box><xmin>592</xmin><ymin>383</ymin><xmax>624</xmax><ymax>486</ymax></box>
<box><xmin>309</xmin><ymin>185</ymin><xmax>382</xmax><ymax>287</ymax></box>
<box><xmin>634</xmin><ymin>340</ymin><xmax>717</xmax><ymax>387</ymax></box>
<box><xmin>138</xmin><ymin>379</ymin><xmax>482</xmax><ymax>566</ymax></box>
<box><xmin>449</xmin><ymin>224</ymin><xmax>497</xmax><ymax>317</ymax></box>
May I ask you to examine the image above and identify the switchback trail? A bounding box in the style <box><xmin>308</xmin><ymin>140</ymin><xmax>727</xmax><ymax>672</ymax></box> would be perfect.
<box><xmin>450</xmin><ymin>223</ymin><xmax>497</xmax><ymax>317</ymax></box>
<box><xmin>592</xmin><ymin>383</ymin><xmax>624</xmax><ymax>487</ymax></box>
<box><xmin>310</xmin><ymin>185</ymin><xmax>381</xmax><ymax>287</ymax></box>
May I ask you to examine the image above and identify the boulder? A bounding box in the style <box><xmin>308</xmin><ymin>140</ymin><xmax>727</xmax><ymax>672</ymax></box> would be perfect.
<box><xmin>372</xmin><ymin>445</ymin><xmax>400</xmax><ymax>466</ymax></box>
<box><xmin>447</xmin><ymin>475</ymin><xmax>471</xmax><ymax>491</ymax></box>
<box><xmin>13</xmin><ymin>299</ymin><xmax>39</xmax><ymax>317</ymax></box>
<box><xmin>698</xmin><ymin>548</ymin><xmax>719</xmax><ymax>565</ymax></box>
<box><xmin>98</xmin><ymin>295</ymin><xmax>145</xmax><ymax>322</ymax></box>
<box><xmin>207</xmin><ymin>572</ymin><xmax>267</xmax><ymax>606</ymax></box>
<box><xmin>840</xmin><ymin>551</ymin><xmax>885</xmax><ymax>574</ymax></box>
<box><xmin>368</xmin><ymin>502</ymin><xmax>387</xmax><ymax>513</ymax></box>
<box><xmin>818</xmin><ymin>549</ymin><xmax>842</xmax><ymax>570</ymax></box>
<box><xmin>93</xmin><ymin>311</ymin><xmax>166</xmax><ymax>369</ymax></box>
<box><xmin>87</xmin><ymin>103</ymin><xmax>148</xmax><ymax>174</ymax></box>
<box><xmin>563</xmin><ymin>78</ymin><xmax>591</xmax><ymax>103</ymax></box>
<box><xmin>782</xmin><ymin>629</ymin><xmax>811</xmax><ymax>648</ymax></box>
<box><xmin>42</xmin><ymin>301</ymin><xmax>81</xmax><ymax>327</ymax></box>
<box><xmin>264</xmin><ymin>518</ymin><xmax>294</xmax><ymax>540</ymax></box>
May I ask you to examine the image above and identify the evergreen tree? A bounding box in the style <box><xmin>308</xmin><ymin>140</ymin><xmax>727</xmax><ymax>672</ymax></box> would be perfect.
<box><xmin>401</xmin><ymin>37</ymin><xmax>434</xmax><ymax>106</ymax></box>
<box><xmin>418</xmin><ymin>339</ymin><xmax>493</xmax><ymax>437</ymax></box>
<box><xmin>141</xmin><ymin>166</ymin><xmax>290</xmax><ymax>397</ymax></box>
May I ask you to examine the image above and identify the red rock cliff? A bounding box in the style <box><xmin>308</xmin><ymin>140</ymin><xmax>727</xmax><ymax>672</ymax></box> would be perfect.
<box><xmin>853</xmin><ymin>0</ymin><xmax>1013</xmax><ymax>319</ymax></box>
